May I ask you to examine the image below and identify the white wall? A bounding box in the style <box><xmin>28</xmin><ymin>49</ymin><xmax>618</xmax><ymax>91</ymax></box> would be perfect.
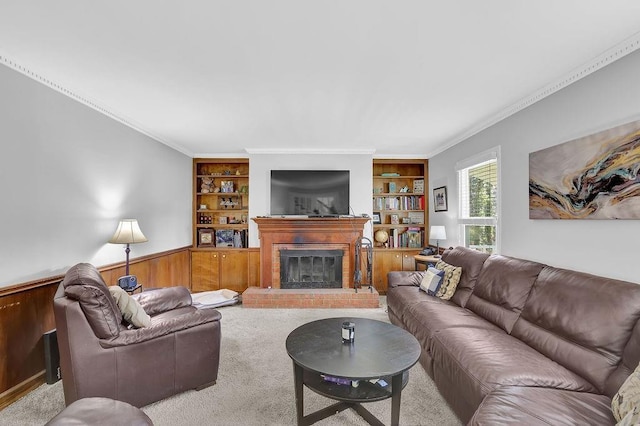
<box><xmin>248</xmin><ymin>153</ymin><xmax>373</xmax><ymax>246</ymax></box>
<box><xmin>0</xmin><ymin>65</ymin><xmax>192</xmax><ymax>287</ymax></box>
<box><xmin>429</xmin><ymin>49</ymin><xmax>640</xmax><ymax>284</ymax></box>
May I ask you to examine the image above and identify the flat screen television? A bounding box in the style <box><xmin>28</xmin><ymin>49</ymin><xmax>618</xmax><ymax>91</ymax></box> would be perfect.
<box><xmin>270</xmin><ymin>170</ymin><xmax>350</xmax><ymax>216</ymax></box>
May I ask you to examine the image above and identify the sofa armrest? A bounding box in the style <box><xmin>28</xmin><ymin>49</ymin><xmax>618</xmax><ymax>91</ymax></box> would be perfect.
<box><xmin>99</xmin><ymin>308</ymin><xmax>221</xmax><ymax>348</ymax></box>
<box><xmin>132</xmin><ymin>286</ymin><xmax>192</xmax><ymax>316</ymax></box>
<box><xmin>388</xmin><ymin>271</ymin><xmax>424</xmax><ymax>288</ymax></box>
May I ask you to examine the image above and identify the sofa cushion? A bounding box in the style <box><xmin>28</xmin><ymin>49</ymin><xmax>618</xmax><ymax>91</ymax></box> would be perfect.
<box><xmin>465</xmin><ymin>254</ymin><xmax>544</xmax><ymax>333</ymax></box>
<box><xmin>108</xmin><ymin>286</ymin><xmax>151</xmax><ymax>328</ymax></box>
<box><xmin>434</xmin><ymin>260</ymin><xmax>462</xmax><ymax>300</ymax></box>
<box><xmin>430</xmin><ymin>326</ymin><xmax>598</xmax><ymax>413</ymax></box>
<box><xmin>419</xmin><ymin>267</ymin><xmax>444</xmax><ymax>295</ymax></box>
<box><xmin>403</xmin><ymin>298</ymin><xmax>501</xmax><ymax>354</ymax></box>
<box><xmin>388</xmin><ymin>270</ymin><xmax>424</xmax><ymax>288</ymax></box>
<box><xmin>63</xmin><ymin>263</ymin><xmax>123</xmax><ymax>339</ymax></box>
<box><xmin>386</xmin><ymin>280</ymin><xmax>427</xmax><ymax>327</ymax></box>
<box><xmin>612</xmin><ymin>361</ymin><xmax>640</xmax><ymax>423</ymax></box>
<box><xmin>441</xmin><ymin>246</ymin><xmax>490</xmax><ymax>307</ymax></box>
<box><xmin>469</xmin><ymin>386</ymin><xmax>615</xmax><ymax>426</ymax></box>
<box><xmin>512</xmin><ymin>266</ymin><xmax>640</xmax><ymax>395</ymax></box>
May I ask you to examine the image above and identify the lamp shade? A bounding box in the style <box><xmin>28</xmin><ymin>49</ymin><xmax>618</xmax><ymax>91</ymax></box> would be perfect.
<box><xmin>430</xmin><ymin>225</ymin><xmax>447</xmax><ymax>241</ymax></box>
<box><xmin>108</xmin><ymin>219</ymin><xmax>148</xmax><ymax>244</ymax></box>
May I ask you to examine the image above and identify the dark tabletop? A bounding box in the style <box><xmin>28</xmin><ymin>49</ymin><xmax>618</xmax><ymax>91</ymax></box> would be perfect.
<box><xmin>286</xmin><ymin>317</ymin><xmax>421</xmax><ymax>380</ymax></box>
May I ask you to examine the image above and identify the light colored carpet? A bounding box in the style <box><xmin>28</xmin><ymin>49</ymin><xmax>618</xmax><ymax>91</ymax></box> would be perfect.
<box><xmin>1</xmin><ymin>298</ymin><xmax>461</xmax><ymax>425</ymax></box>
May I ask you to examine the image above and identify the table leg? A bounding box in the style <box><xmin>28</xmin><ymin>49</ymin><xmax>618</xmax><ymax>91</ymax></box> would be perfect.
<box><xmin>390</xmin><ymin>372</ymin><xmax>403</xmax><ymax>426</ymax></box>
<box><xmin>293</xmin><ymin>363</ymin><xmax>304</xmax><ymax>425</ymax></box>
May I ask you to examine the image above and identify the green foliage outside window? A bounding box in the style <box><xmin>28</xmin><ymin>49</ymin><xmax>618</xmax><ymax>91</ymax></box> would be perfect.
<box><xmin>466</xmin><ymin>162</ymin><xmax>497</xmax><ymax>253</ymax></box>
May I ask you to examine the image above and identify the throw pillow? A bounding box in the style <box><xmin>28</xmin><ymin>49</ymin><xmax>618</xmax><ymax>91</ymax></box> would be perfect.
<box><xmin>434</xmin><ymin>260</ymin><xmax>462</xmax><ymax>300</ymax></box>
<box><xmin>419</xmin><ymin>267</ymin><xmax>445</xmax><ymax>296</ymax></box>
<box><xmin>612</xmin><ymin>362</ymin><xmax>640</xmax><ymax>424</ymax></box>
<box><xmin>108</xmin><ymin>286</ymin><xmax>151</xmax><ymax>328</ymax></box>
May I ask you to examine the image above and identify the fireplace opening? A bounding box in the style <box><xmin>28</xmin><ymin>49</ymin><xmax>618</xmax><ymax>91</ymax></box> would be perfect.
<box><xmin>280</xmin><ymin>249</ymin><xmax>343</xmax><ymax>289</ymax></box>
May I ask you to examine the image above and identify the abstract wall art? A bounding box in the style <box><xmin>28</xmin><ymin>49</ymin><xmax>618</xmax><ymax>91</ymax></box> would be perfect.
<box><xmin>529</xmin><ymin>119</ymin><xmax>640</xmax><ymax>219</ymax></box>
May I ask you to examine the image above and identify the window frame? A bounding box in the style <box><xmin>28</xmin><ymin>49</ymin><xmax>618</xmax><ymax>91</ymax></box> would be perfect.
<box><xmin>455</xmin><ymin>146</ymin><xmax>501</xmax><ymax>254</ymax></box>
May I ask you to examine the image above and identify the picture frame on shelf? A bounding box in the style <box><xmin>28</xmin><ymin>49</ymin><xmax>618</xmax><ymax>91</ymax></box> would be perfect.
<box><xmin>372</xmin><ymin>213</ymin><xmax>381</xmax><ymax>224</ymax></box>
<box><xmin>215</xmin><ymin>229</ymin><xmax>234</xmax><ymax>247</ymax></box>
<box><xmin>220</xmin><ymin>180</ymin><xmax>234</xmax><ymax>193</ymax></box>
<box><xmin>408</xmin><ymin>211</ymin><xmax>424</xmax><ymax>224</ymax></box>
<box><xmin>390</xmin><ymin>214</ymin><xmax>400</xmax><ymax>225</ymax></box>
<box><xmin>413</xmin><ymin>179</ymin><xmax>424</xmax><ymax>194</ymax></box>
<box><xmin>198</xmin><ymin>228</ymin><xmax>214</xmax><ymax>247</ymax></box>
<box><xmin>434</xmin><ymin>186</ymin><xmax>448</xmax><ymax>212</ymax></box>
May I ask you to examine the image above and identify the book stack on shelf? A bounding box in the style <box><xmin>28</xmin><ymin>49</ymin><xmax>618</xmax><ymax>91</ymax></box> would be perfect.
<box><xmin>385</xmin><ymin>227</ymin><xmax>424</xmax><ymax>249</ymax></box>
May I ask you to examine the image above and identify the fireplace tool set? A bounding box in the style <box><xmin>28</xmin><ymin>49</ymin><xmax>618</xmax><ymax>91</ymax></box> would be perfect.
<box><xmin>354</xmin><ymin>237</ymin><xmax>373</xmax><ymax>293</ymax></box>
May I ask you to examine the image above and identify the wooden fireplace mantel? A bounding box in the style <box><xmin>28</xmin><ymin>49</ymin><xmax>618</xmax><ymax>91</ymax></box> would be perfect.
<box><xmin>252</xmin><ymin>217</ymin><xmax>370</xmax><ymax>288</ymax></box>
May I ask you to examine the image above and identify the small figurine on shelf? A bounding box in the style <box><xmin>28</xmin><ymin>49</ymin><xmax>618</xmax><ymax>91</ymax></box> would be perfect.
<box><xmin>201</xmin><ymin>177</ymin><xmax>214</xmax><ymax>193</ymax></box>
<box><xmin>220</xmin><ymin>197</ymin><xmax>239</xmax><ymax>209</ymax></box>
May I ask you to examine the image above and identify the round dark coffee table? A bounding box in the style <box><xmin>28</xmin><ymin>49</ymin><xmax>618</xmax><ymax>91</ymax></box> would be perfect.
<box><xmin>286</xmin><ymin>317</ymin><xmax>420</xmax><ymax>426</ymax></box>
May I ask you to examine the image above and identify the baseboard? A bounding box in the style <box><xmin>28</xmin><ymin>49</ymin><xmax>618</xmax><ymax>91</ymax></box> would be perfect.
<box><xmin>0</xmin><ymin>371</ymin><xmax>45</xmax><ymax>411</ymax></box>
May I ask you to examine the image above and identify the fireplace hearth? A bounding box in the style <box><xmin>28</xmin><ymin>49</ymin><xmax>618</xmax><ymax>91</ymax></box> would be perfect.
<box><xmin>280</xmin><ymin>249</ymin><xmax>343</xmax><ymax>289</ymax></box>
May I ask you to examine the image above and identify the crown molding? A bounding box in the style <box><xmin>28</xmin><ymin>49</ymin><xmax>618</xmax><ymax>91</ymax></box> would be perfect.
<box><xmin>429</xmin><ymin>30</ymin><xmax>640</xmax><ymax>158</ymax></box>
<box><xmin>373</xmin><ymin>153</ymin><xmax>429</xmax><ymax>160</ymax></box>
<box><xmin>244</xmin><ymin>148</ymin><xmax>376</xmax><ymax>155</ymax></box>
<box><xmin>0</xmin><ymin>55</ymin><xmax>194</xmax><ymax>157</ymax></box>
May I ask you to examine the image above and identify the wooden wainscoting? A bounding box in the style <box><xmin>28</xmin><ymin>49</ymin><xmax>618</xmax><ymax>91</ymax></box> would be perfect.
<box><xmin>0</xmin><ymin>246</ymin><xmax>191</xmax><ymax>410</ymax></box>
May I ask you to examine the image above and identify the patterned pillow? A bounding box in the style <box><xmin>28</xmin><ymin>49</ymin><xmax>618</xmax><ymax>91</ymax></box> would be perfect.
<box><xmin>612</xmin><ymin>362</ymin><xmax>640</xmax><ymax>424</ymax></box>
<box><xmin>434</xmin><ymin>260</ymin><xmax>462</xmax><ymax>300</ymax></box>
<box><xmin>419</xmin><ymin>267</ymin><xmax>444</xmax><ymax>296</ymax></box>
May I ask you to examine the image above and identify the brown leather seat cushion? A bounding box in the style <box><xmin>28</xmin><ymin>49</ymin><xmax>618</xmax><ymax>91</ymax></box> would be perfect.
<box><xmin>469</xmin><ymin>386</ymin><xmax>615</xmax><ymax>425</ymax></box>
<box><xmin>46</xmin><ymin>397</ymin><xmax>153</xmax><ymax>425</ymax></box>
<box><xmin>430</xmin><ymin>326</ymin><xmax>598</xmax><ymax>411</ymax></box>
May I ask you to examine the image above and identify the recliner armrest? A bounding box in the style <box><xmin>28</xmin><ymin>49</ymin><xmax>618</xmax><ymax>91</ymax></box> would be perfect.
<box><xmin>388</xmin><ymin>271</ymin><xmax>424</xmax><ymax>288</ymax></box>
<box><xmin>132</xmin><ymin>286</ymin><xmax>192</xmax><ymax>316</ymax></box>
<box><xmin>99</xmin><ymin>308</ymin><xmax>221</xmax><ymax>348</ymax></box>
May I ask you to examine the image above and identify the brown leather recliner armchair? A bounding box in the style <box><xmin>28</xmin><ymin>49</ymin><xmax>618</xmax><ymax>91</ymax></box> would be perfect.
<box><xmin>53</xmin><ymin>263</ymin><xmax>221</xmax><ymax>408</ymax></box>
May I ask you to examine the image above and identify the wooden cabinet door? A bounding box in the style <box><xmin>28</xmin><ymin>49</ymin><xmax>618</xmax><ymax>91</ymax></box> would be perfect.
<box><xmin>402</xmin><ymin>251</ymin><xmax>420</xmax><ymax>271</ymax></box>
<box><xmin>219</xmin><ymin>250</ymin><xmax>248</xmax><ymax>293</ymax></box>
<box><xmin>373</xmin><ymin>251</ymin><xmax>402</xmax><ymax>294</ymax></box>
<box><xmin>191</xmin><ymin>251</ymin><xmax>220</xmax><ymax>292</ymax></box>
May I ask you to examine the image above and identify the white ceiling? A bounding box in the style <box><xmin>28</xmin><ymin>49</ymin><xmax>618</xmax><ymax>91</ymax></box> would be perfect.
<box><xmin>2</xmin><ymin>1</ymin><xmax>640</xmax><ymax>158</ymax></box>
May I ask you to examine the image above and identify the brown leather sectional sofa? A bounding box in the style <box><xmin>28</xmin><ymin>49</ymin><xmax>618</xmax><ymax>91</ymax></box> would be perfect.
<box><xmin>387</xmin><ymin>246</ymin><xmax>640</xmax><ymax>425</ymax></box>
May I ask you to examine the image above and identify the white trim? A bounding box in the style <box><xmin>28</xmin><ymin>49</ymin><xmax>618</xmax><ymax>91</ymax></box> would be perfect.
<box><xmin>0</xmin><ymin>55</ymin><xmax>195</xmax><ymax>157</ymax></box>
<box><xmin>455</xmin><ymin>146</ymin><xmax>500</xmax><ymax>171</ymax></box>
<box><xmin>245</xmin><ymin>148</ymin><xmax>376</xmax><ymax>155</ymax></box>
<box><xmin>430</xmin><ymin>31</ymin><xmax>640</xmax><ymax>158</ymax></box>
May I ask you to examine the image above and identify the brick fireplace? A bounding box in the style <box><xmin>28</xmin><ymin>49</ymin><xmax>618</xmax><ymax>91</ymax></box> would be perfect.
<box><xmin>243</xmin><ymin>217</ymin><xmax>378</xmax><ymax>308</ymax></box>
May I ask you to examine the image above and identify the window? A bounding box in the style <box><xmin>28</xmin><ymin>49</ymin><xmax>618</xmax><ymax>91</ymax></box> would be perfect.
<box><xmin>456</xmin><ymin>147</ymin><xmax>500</xmax><ymax>254</ymax></box>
